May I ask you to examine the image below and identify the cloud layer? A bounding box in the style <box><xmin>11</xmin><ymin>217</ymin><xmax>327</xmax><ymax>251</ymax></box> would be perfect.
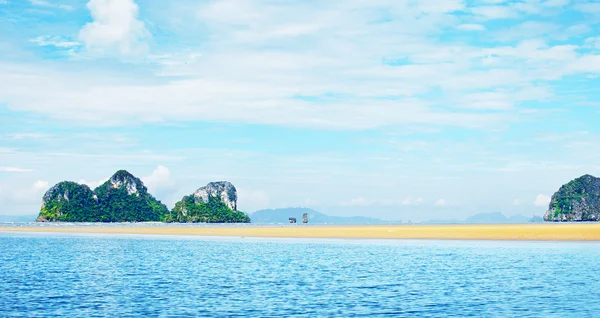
<box><xmin>2</xmin><ymin>0</ymin><xmax>596</xmax><ymax>130</ymax></box>
<box><xmin>1</xmin><ymin>0</ymin><xmax>599</xmax><ymax>220</ymax></box>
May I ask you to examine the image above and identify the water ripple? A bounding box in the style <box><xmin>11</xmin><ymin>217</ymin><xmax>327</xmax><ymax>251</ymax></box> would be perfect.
<box><xmin>0</xmin><ymin>234</ymin><xmax>599</xmax><ymax>317</ymax></box>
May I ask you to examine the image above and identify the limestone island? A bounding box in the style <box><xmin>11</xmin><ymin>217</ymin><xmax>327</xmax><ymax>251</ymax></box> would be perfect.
<box><xmin>544</xmin><ymin>174</ymin><xmax>600</xmax><ymax>222</ymax></box>
<box><xmin>166</xmin><ymin>181</ymin><xmax>249</xmax><ymax>223</ymax></box>
<box><xmin>36</xmin><ymin>170</ymin><xmax>250</xmax><ymax>223</ymax></box>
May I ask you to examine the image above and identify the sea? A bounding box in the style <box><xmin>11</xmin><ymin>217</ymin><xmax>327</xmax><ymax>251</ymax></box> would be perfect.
<box><xmin>1</xmin><ymin>229</ymin><xmax>599</xmax><ymax>317</ymax></box>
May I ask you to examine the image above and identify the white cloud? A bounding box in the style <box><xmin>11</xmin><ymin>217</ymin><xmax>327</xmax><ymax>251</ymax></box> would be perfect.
<box><xmin>493</xmin><ymin>21</ymin><xmax>560</xmax><ymax>41</ymax></box>
<box><xmin>481</xmin><ymin>0</ymin><xmax>506</xmax><ymax>3</ymax></box>
<box><xmin>543</xmin><ymin>0</ymin><xmax>570</xmax><ymax>7</ymax></box>
<box><xmin>0</xmin><ymin>167</ymin><xmax>32</xmax><ymax>172</ymax></box>
<box><xmin>459</xmin><ymin>91</ymin><xmax>514</xmax><ymax>110</ymax></box>
<box><xmin>574</xmin><ymin>3</ymin><xmax>600</xmax><ymax>14</ymax></box>
<box><xmin>471</xmin><ymin>6</ymin><xmax>519</xmax><ymax>19</ymax></box>
<box><xmin>0</xmin><ymin>1</ymin><xmax>597</xmax><ymax>132</ymax></box>
<box><xmin>3</xmin><ymin>133</ymin><xmax>52</xmax><ymax>140</ymax></box>
<box><xmin>457</xmin><ymin>86</ymin><xmax>551</xmax><ymax>110</ymax></box>
<box><xmin>533</xmin><ymin>194</ymin><xmax>551</xmax><ymax>207</ymax></box>
<box><xmin>197</xmin><ymin>0</ymin><xmax>262</xmax><ymax>25</ymax></box>
<box><xmin>148</xmin><ymin>53</ymin><xmax>202</xmax><ymax>66</ymax></box>
<box><xmin>584</xmin><ymin>37</ymin><xmax>600</xmax><ymax>50</ymax></box>
<box><xmin>78</xmin><ymin>0</ymin><xmax>150</xmax><ymax>56</ymax></box>
<box><xmin>412</xmin><ymin>0</ymin><xmax>466</xmax><ymax>13</ymax></box>
<box><xmin>435</xmin><ymin>199</ymin><xmax>447</xmax><ymax>207</ymax></box>
<box><xmin>30</xmin><ymin>0</ymin><xmax>73</xmax><ymax>10</ymax></box>
<box><xmin>401</xmin><ymin>197</ymin><xmax>424</xmax><ymax>206</ymax></box>
<box><xmin>78</xmin><ymin>177</ymin><xmax>108</xmax><ymax>189</ymax></box>
<box><xmin>32</xmin><ymin>180</ymin><xmax>49</xmax><ymax>191</ymax></box>
<box><xmin>142</xmin><ymin>165</ymin><xmax>175</xmax><ymax>196</ymax></box>
<box><xmin>0</xmin><ymin>60</ymin><xmax>509</xmax><ymax>129</ymax></box>
<box><xmin>457</xmin><ymin>24</ymin><xmax>485</xmax><ymax>31</ymax></box>
<box><xmin>30</xmin><ymin>36</ymin><xmax>80</xmax><ymax>48</ymax></box>
<box><xmin>569</xmin><ymin>55</ymin><xmax>600</xmax><ymax>73</ymax></box>
<box><xmin>511</xmin><ymin>0</ymin><xmax>570</xmax><ymax>14</ymax></box>
<box><xmin>271</xmin><ymin>24</ymin><xmax>321</xmax><ymax>37</ymax></box>
<box><xmin>562</xmin><ymin>24</ymin><xmax>591</xmax><ymax>38</ymax></box>
<box><xmin>534</xmin><ymin>131</ymin><xmax>589</xmax><ymax>142</ymax></box>
<box><xmin>10</xmin><ymin>180</ymin><xmax>49</xmax><ymax>204</ymax></box>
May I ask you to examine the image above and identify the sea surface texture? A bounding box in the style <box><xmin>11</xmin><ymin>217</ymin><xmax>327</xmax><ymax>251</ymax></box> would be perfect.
<box><xmin>0</xmin><ymin>233</ymin><xmax>599</xmax><ymax>317</ymax></box>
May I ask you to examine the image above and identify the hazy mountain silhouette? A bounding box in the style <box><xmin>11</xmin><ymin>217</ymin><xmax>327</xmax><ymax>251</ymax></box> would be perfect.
<box><xmin>251</xmin><ymin>208</ymin><xmax>396</xmax><ymax>224</ymax></box>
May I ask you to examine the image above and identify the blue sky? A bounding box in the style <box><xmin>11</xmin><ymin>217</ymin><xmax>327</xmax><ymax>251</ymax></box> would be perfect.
<box><xmin>1</xmin><ymin>0</ymin><xmax>600</xmax><ymax>221</ymax></box>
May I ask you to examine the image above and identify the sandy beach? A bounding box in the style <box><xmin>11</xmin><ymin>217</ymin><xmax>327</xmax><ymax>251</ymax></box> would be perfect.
<box><xmin>1</xmin><ymin>223</ymin><xmax>599</xmax><ymax>241</ymax></box>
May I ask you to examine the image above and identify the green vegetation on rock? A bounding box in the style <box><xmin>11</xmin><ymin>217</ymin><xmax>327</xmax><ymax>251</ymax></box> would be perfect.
<box><xmin>93</xmin><ymin>170</ymin><xmax>169</xmax><ymax>222</ymax></box>
<box><xmin>37</xmin><ymin>181</ymin><xmax>100</xmax><ymax>222</ymax></box>
<box><xmin>36</xmin><ymin>170</ymin><xmax>249</xmax><ymax>223</ymax></box>
<box><xmin>166</xmin><ymin>194</ymin><xmax>250</xmax><ymax>223</ymax></box>
<box><xmin>544</xmin><ymin>174</ymin><xmax>600</xmax><ymax>222</ymax></box>
<box><xmin>37</xmin><ymin>170</ymin><xmax>168</xmax><ymax>222</ymax></box>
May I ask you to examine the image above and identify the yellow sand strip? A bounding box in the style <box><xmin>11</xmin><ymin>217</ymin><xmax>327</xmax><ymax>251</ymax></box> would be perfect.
<box><xmin>1</xmin><ymin>224</ymin><xmax>600</xmax><ymax>241</ymax></box>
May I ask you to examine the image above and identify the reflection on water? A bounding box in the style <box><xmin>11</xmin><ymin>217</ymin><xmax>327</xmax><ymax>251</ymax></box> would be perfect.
<box><xmin>1</xmin><ymin>233</ymin><xmax>599</xmax><ymax>317</ymax></box>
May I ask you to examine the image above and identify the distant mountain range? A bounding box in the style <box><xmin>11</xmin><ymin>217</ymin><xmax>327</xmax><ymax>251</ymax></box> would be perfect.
<box><xmin>252</xmin><ymin>209</ymin><xmax>544</xmax><ymax>225</ymax></box>
<box><xmin>1</xmin><ymin>209</ymin><xmax>544</xmax><ymax>225</ymax></box>
<box><xmin>251</xmin><ymin>208</ymin><xmax>397</xmax><ymax>224</ymax></box>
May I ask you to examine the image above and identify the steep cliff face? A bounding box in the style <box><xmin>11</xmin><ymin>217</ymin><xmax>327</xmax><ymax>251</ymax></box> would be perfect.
<box><xmin>37</xmin><ymin>181</ymin><xmax>100</xmax><ymax>222</ymax></box>
<box><xmin>192</xmin><ymin>181</ymin><xmax>237</xmax><ymax>211</ymax></box>
<box><xmin>36</xmin><ymin>170</ymin><xmax>168</xmax><ymax>222</ymax></box>
<box><xmin>168</xmin><ymin>181</ymin><xmax>249</xmax><ymax>223</ymax></box>
<box><xmin>544</xmin><ymin>174</ymin><xmax>600</xmax><ymax>222</ymax></box>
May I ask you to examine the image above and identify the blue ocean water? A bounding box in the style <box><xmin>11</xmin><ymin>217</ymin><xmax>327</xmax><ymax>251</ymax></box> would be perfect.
<box><xmin>0</xmin><ymin>233</ymin><xmax>599</xmax><ymax>317</ymax></box>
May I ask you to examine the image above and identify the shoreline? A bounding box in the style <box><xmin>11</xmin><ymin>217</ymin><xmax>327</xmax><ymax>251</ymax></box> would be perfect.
<box><xmin>1</xmin><ymin>224</ymin><xmax>599</xmax><ymax>241</ymax></box>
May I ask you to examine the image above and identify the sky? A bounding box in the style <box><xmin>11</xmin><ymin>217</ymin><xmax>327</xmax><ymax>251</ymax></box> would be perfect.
<box><xmin>1</xmin><ymin>0</ymin><xmax>600</xmax><ymax>222</ymax></box>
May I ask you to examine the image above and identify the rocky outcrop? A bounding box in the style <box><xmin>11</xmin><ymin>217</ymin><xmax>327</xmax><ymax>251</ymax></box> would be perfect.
<box><xmin>35</xmin><ymin>171</ymin><xmax>247</xmax><ymax>223</ymax></box>
<box><xmin>105</xmin><ymin>170</ymin><xmax>144</xmax><ymax>196</ymax></box>
<box><xmin>37</xmin><ymin>181</ymin><xmax>100</xmax><ymax>222</ymax></box>
<box><xmin>167</xmin><ymin>181</ymin><xmax>249</xmax><ymax>223</ymax></box>
<box><xmin>36</xmin><ymin>170</ymin><xmax>168</xmax><ymax>222</ymax></box>
<box><xmin>192</xmin><ymin>181</ymin><xmax>237</xmax><ymax>210</ymax></box>
<box><xmin>544</xmin><ymin>174</ymin><xmax>600</xmax><ymax>222</ymax></box>
<box><xmin>94</xmin><ymin>170</ymin><xmax>168</xmax><ymax>222</ymax></box>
